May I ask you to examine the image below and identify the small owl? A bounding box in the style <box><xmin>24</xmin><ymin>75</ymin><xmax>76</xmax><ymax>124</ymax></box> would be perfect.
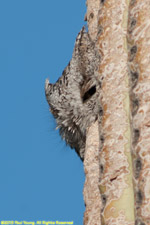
<box><xmin>45</xmin><ymin>26</ymin><xmax>101</xmax><ymax>161</ymax></box>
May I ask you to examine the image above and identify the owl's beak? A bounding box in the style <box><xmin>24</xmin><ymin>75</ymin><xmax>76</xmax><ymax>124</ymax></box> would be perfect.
<box><xmin>45</xmin><ymin>78</ymin><xmax>52</xmax><ymax>96</ymax></box>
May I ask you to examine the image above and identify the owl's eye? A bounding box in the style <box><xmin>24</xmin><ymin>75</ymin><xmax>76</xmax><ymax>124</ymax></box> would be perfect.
<box><xmin>82</xmin><ymin>85</ymin><xmax>96</xmax><ymax>102</ymax></box>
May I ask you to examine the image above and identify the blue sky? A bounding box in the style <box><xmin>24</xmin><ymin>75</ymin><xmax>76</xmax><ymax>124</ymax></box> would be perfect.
<box><xmin>0</xmin><ymin>1</ymin><xmax>86</xmax><ymax>224</ymax></box>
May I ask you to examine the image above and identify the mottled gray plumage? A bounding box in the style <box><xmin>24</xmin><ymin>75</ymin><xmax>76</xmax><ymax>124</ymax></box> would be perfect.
<box><xmin>45</xmin><ymin>27</ymin><xmax>101</xmax><ymax>161</ymax></box>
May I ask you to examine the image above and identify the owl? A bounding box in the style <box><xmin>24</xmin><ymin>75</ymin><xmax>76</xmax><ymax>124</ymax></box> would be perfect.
<box><xmin>45</xmin><ymin>26</ymin><xmax>101</xmax><ymax>161</ymax></box>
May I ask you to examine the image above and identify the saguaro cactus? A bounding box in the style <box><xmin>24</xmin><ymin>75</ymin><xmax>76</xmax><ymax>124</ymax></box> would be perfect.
<box><xmin>83</xmin><ymin>0</ymin><xmax>150</xmax><ymax>224</ymax></box>
<box><xmin>128</xmin><ymin>0</ymin><xmax>150</xmax><ymax>224</ymax></box>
